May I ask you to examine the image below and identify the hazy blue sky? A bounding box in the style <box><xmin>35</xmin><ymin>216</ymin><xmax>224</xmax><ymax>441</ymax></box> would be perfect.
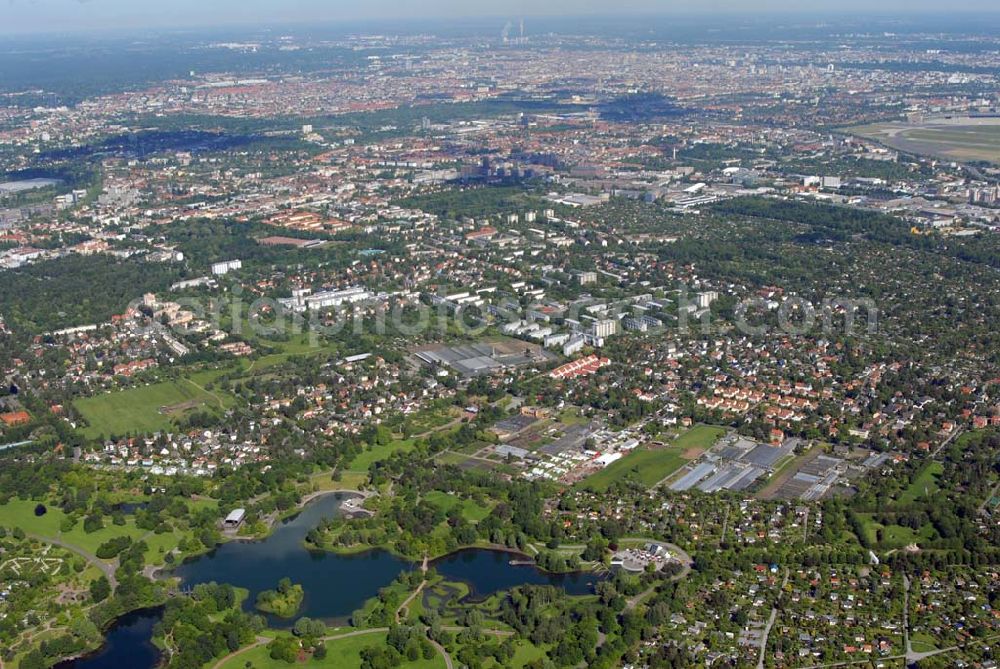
<box><xmin>3</xmin><ymin>0</ymin><xmax>999</xmax><ymax>34</ymax></box>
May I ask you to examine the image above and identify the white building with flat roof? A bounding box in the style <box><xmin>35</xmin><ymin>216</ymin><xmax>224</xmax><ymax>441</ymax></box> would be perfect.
<box><xmin>211</xmin><ymin>259</ymin><xmax>242</xmax><ymax>276</ymax></box>
<box><xmin>224</xmin><ymin>508</ymin><xmax>246</xmax><ymax>528</ymax></box>
<box><xmin>279</xmin><ymin>287</ymin><xmax>373</xmax><ymax>313</ymax></box>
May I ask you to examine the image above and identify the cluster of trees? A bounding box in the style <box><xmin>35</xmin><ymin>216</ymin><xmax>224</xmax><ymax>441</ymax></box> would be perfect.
<box><xmin>258</xmin><ymin>616</ymin><xmax>326</xmax><ymax>663</ymax></box>
<box><xmin>158</xmin><ymin>582</ymin><xmax>265</xmax><ymax>669</ymax></box>
<box><xmin>358</xmin><ymin>625</ymin><xmax>436</xmax><ymax>669</ymax></box>
<box><xmin>394</xmin><ymin>185</ymin><xmax>546</xmax><ymax>221</ymax></box>
<box><xmin>90</xmin><ymin>575</ymin><xmax>111</xmax><ymax>603</ymax></box>
<box><xmin>89</xmin><ymin>536</ymin><xmax>165</xmax><ymax>634</ymax></box>
<box><xmin>16</xmin><ymin>618</ymin><xmax>102</xmax><ymax>669</ymax></box>
<box><xmin>714</xmin><ymin>196</ymin><xmax>1000</xmax><ymax>273</ymax></box>
<box><xmin>494</xmin><ymin>584</ymin><xmax>613</xmax><ymax>667</ymax></box>
<box><xmin>533</xmin><ymin>550</ymin><xmax>582</xmax><ymax>573</ymax></box>
<box><xmin>0</xmin><ymin>460</ymin><xmax>75</xmax><ymax>502</ymax></box>
<box><xmin>163</xmin><ymin>218</ymin><xmax>353</xmax><ymax>276</ymax></box>
<box><xmin>351</xmin><ymin>570</ymin><xmax>426</xmax><ymax>628</ymax></box>
<box><xmin>95</xmin><ymin>536</ymin><xmax>133</xmax><ymax>559</ymax></box>
<box><xmin>0</xmin><ymin>254</ymin><xmax>181</xmax><ymax>333</ymax></box>
<box><xmin>255</xmin><ymin>577</ymin><xmax>304</xmax><ymax>618</ymax></box>
<box><xmin>843</xmin><ymin>429</ymin><xmax>999</xmax><ymax>560</ymax></box>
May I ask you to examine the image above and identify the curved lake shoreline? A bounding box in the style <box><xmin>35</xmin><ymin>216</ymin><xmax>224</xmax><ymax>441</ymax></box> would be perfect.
<box><xmin>295</xmin><ymin>491</ymin><xmax>591</xmax><ymax>577</ymax></box>
<box><xmin>58</xmin><ymin>491</ymin><xmax>599</xmax><ymax>669</ymax></box>
<box><xmin>54</xmin><ymin>607</ymin><xmax>164</xmax><ymax>669</ymax></box>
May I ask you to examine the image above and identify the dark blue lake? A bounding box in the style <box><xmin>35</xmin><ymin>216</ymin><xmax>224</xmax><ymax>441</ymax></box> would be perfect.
<box><xmin>59</xmin><ymin>492</ymin><xmax>597</xmax><ymax>668</ymax></box>
<box><xmin>54</xmin><ymin>607</ymin><xmax>162</xmax><ymax>669</ymax></box>
<box><xmin>173</xmin><ymin>493</ymin><xmax>412</xmax><ymax>624</ymax></box>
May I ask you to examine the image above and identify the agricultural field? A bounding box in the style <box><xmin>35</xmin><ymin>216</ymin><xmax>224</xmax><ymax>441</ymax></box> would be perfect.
<box><xmin>74</xmin><ymin>378</ymin><xmax>234</xmax><ymax>439</ymax></box>
<box><xmin>434</xmin><ymin>451</ymin><xmax>475</xmax><ymax>466</ymax></box>
<box><xmin>852</xmin><ymin>118</ymin><xmax>1000</xmax><ymax>164</ymax></box>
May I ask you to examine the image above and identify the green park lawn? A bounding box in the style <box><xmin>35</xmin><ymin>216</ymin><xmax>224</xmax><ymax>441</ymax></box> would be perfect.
<box><xmin>899</xmin><ymin>461</ymin><xmax>943</xmax><ymax>505</ymax></box>
<box><xmin>348</xmin><ymin>439</ymin><xmax>417</xmax><ymax>473</ymax></box>
<box><xmin>507</xmin><ymin>641</ymin><xmax>549</xmax><ymax>667</ymax></box>
<box><xmin>309</xmin><ymin>469</ymin><xmax>369</xmax><ymax>492</ymax></box>
<box><xmin>855</xmin><ymin>512</ymin><xmax>937</xmax><ymax>549</ymax></box>
<box><xmin>218</xmin><ymin>632</ymin><xmax>445</xmax><ymax>669</ymax></box>
<box><xmin>423</xmin><ymin>491</ymin><xmax>492</xmax><ymax>523</ymax></box>
<box><xmin>0</xmin><ymin>499</ymin><xmax>147</xmax><ymax>555</ymax></box>
<box><xmin>74</xmin><ymin>379</ymin><xmax>234</xmax><ymax>439</ymax></box>
<box><xmin>0</xmin><ymin>498</ymin><xmax>207</xmax><ymax>566</ymax></box>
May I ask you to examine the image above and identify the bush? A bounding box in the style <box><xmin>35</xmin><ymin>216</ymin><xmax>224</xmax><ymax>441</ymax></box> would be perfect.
<box><xmin>90</xmin><ymin>576</ymin><xmax>111</xmax><ymax>603</ymax></box>
<box><xmin>95</xmin><ymin>536</ymin><xmax>133</xmax><ymax>559</ymax></box>
<box><xmin>83</xmin><ymin>514</ymin><xmax>104</xmax><ymax>534</ymax></box>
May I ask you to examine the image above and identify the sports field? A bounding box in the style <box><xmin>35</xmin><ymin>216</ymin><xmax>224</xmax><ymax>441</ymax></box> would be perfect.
<box><xmin>852</xmin><ymin>118</ymin><xmax>1000</xmax><ymax>164</ymax></box>
<box><xmin>74</xmin><ymin>379</ymin><xmax>233</xmax><ymax>439</ymax></box>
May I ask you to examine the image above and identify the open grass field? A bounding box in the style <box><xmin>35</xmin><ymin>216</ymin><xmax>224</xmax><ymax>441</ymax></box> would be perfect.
<box><xmin>434</xmin><ymin>451</ymin><xmax>474</xmax><ymax>466</ymax></box>
<box><xmin>852</xmin><ymin>119</ymin><xmax>1000</xmax><ymax>164</ymax></box>
<box><xmin>217</xmin><ymin>631</ymin><xmax>445</xmax><ymax>669</ymax></box>
<box><xmin>0</xmin><ymin>499</ymin><xmax>147</xmax><ymax>555</ymax></box>
<box><xmin>309</xmin><ymin>469</ymin><xmax>369</xmax><ymax>492</ymax></box>
<box><xmin>580</xmin><ymin>446</ymin><xmax>687</xmax><ymax>492</ymax></box>
<box><xmin>579</xmin><ymin>424</ymin><xmax>727</xmax><ymax>492</ymax></box>
<box><xmin>899</xmin><ymin>461</ymin><xmax>943</xmax><ymax>505</ymax></box>
<box><xmin>348</xmin><ymin>439</ymin><xmax>417</xmax><ymax>473</ymax></box>
<box><xmin>231</xmin><ymin>317</ymin><xmax>342</xmax><ymax>371</ymax></box>
<box><xmin>504</xmin><ymin>641</ymin><xmax>549</xmax><ymax>667</ymax></box>
<box><xmin>404</xmin><ymin>405</ymin><xmax>462</xmax><ymax>436</ymax></box>
<box><xmin>74</xmin><ymin>379</ymin><xmax>234</xmax><ymax>439</ymax></box>
<box><xmin>556</xmin><ymin>407</ymin><xmax>589</xmax><ymax>427</ymax></box>
<box><xmin>854</xmin><ymin>512</ymin><xmax>937</xmax><ymax>549</ymax></box>
<box><xmin>672</xmin><ymin>425</ymin><xmax>728</xmax><ymax>451</ymax></box>
<box><xmin>910</xmin><ymin>632</ymin><xmax>940</xmax><ymax>654</ymax></box>
<box><xmin>423</xmin><ymin>491</ymin><xmax>492</xmax><ymax>523</ymax></box>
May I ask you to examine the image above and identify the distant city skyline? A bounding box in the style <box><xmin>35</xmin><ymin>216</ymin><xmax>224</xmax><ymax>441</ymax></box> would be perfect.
<box><xmin>3</xmin><ymin>0</ymin><xmax>1000</xmax><ymax>35</ymax></box>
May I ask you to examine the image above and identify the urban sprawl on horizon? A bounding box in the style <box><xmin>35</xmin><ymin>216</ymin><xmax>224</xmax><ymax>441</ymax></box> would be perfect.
<box><xmin>0</xmin><ymin>8</ymin><xmax>999</xmax><ymax>669</ymax></box>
